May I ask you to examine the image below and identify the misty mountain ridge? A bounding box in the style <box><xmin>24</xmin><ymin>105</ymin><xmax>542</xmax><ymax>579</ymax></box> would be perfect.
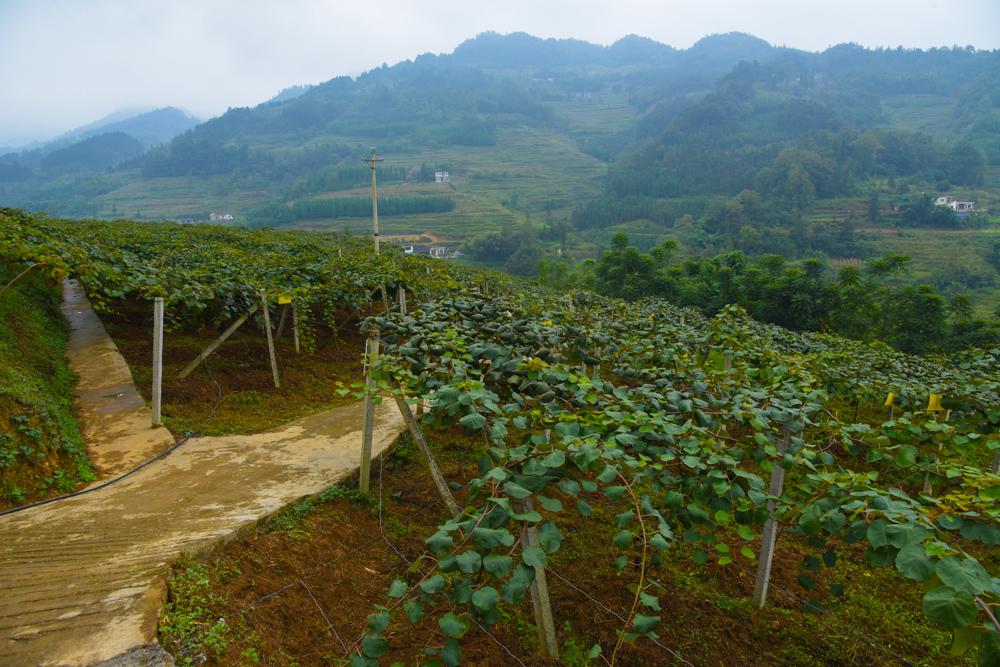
<box><xmin>1</xmin><ymin>29</ymin><xmax>997</xmax><ymax>229</ymax></box>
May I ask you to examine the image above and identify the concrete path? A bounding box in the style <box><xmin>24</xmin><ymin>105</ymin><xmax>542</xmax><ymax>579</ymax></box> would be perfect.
<box><xmin>61</xmin><ymin>280</ymin><xmax>175</xmax><ymax>477</ymax></box>
<box><xmin>0</xmin><ymin>283</ymin><xmax>405</xmax><ymax>666</ymax></box>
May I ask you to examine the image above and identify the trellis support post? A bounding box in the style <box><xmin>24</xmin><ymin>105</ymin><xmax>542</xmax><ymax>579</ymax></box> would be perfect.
<box><xmin>752</xmin><ymin>425</ymin><xmax>793</xmax><ymax>609</ymax></box>
<box><xmin>151</xmin><ymin>297</ymin><xmax>164</xmax><ymax>427</ymax></box>
<box><xmin>260</xmin><ymin>290</ymin><xmax>281</xmax><ymax>389</ymax></box>
<box><xmin>359</xmin><ymin>334</ymin><xmax>379</xmax><ymax>493</ymax></box>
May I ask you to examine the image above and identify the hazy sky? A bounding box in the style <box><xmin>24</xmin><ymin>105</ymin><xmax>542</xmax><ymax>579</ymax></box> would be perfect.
<box><xmin>2</xmin><ymin>0</ymin><xmax>998</xmax><ymax>146</ymax></box>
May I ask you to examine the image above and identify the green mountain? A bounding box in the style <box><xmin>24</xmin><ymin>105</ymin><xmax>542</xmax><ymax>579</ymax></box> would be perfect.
<box><xmin>40</xmin><ymin>132</ymin><xmax>145</xmax><ymax>172</ymax></box>
<box><xmin>0</xmin><ymin>33</ymin><xmax>997</xmax><ymax>295</ymax></box>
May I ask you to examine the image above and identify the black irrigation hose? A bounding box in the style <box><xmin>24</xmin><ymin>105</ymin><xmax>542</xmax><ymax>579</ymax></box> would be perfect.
<box><xmin>0</xmin><ymin>357</ymin><xmax>224</xmax><ymax>518</ymax></box>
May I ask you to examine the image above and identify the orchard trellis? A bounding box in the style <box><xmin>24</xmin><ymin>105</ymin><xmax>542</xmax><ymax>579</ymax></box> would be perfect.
<box><xmin>1</xmin><ymin>208</ymin><xmax>998</xmax><ymax>664</ymax></box>
<box><xmin>349</xmin><ymin>292</ymin><xmax>999</xmax><ymax>665</ymax></box>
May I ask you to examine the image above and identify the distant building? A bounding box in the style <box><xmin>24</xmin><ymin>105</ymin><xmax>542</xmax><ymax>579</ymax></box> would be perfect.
<box><xmin>208</xmin><ymin>212</ymin><xmax>235</xmax><ymax>221</ymax></box>
<box><xmin>935</xmin><ymin>196</ymin><xmax>975</xmax><ymax>213</ymax></box>
<box><xmin>175</xmin><ymin>217</ymin><xmax>196</xmax><ymax>225</ymax></box>
<box><xmin>434</xmin><ymin>170</ymin><xmax>450</xmax><ymax>184</ymax></box>
<box><xmin>403</xmin><ymin>245</ymin><xmax>449</xmax><ymax>259</ymax></box>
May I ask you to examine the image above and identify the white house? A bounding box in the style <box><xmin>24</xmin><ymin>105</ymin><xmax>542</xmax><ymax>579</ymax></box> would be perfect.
<box><xmin>935</xmin><ymin>196</ymin><xmax>975</xmax><ymax>213</ymax></box>
<box><xmin>434</xmin><ymin>170</ymin><xmax>450</xmax><ymax>184</ymax></box>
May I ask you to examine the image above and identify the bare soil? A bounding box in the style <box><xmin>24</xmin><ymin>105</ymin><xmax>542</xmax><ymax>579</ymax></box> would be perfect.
<box><xmin>101</xmin><ymin>300</ymin><xmax>369</xmax><ymax>436</ymax></box>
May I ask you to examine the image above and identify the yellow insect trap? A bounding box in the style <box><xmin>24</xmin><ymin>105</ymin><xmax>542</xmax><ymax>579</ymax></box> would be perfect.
<box><xmin>884</xmin><ymin>392</ymin><xmax>895</xmax><ymax>407</ymax></box>
<box><xmin>926</xmin><ymin>394</ymin><xmax>943</xmax><ymax>412</ymax></box>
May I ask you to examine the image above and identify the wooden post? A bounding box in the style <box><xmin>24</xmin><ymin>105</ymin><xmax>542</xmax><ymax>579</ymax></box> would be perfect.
<box><xmin>991</xmin><ymin>449</ymin><xmax>999</xmax><ymax>474</ymax></box>
<box><xmin>151</xmin><ymin>297</ymin><xmax>164</xmax><ymax>427</ymax></box>
<box><xmin>260</xmin><ymin>290</ymin><xmax>281</xmax><ymax>389</ymax></box>
<box><xmin>359</xmin><ymin>335</ymin><xmax>379</xmax><ymax>493</ymax></box>
<box><xmin>177</xmin><ymin>303</ymin><xmax>258</xmax><ymax>380</ymax></box>
<box><xmin>752</xmin><ymin>426</ymin><xmax>792</xmax><ymax>609</ymax></box>
<box><xmin>394</xmin><ymin>396</ymin><xmax>460</xmax><ymax>517</ymax></box>
<box><xmin>590</xmin><ymin>347</ymin><xmax>601</xmax><ymax>380</ymax></box>
<box><xmin>723</xmin><ymin>353</ymin><xmax>733</xmax><ymax>371</ymax></box>
<box><xmin>517</xmin><ymin>496</ymin><xmax>559</xmax><ymax>658</ymax></box>
<box><xmin>397</xmin><ymin>284</ymin><xmax>407</xmax><ymax>315</ymax></box>
<box><xmin>291</xmin><ymin>303</ymin><xmax>300</xmax><ymax>354</ymax></box>
<box><xmin>275</xmin><ymin>304</ymin><xmax>290</xmax><ymax>340</ymax></box>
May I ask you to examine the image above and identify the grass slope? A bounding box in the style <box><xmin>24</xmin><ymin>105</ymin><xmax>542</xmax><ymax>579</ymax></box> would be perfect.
<box><xmin>0</xmin><ymin>271</ymin><xmax>93</xmax><ymax>507</ymax></box>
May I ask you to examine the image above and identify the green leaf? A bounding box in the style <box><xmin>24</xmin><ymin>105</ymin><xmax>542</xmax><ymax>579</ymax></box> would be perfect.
<box><xmin>613</xmin><ymin>530</ymin><xmax>633</xmax><ymax>549</ymax></box>
<box><xmin>866</xmin><ymin>519</ymin><xmax>888</xmax><ymax>548</ymax></box>
<box><xmin>936</xmin><ymin>558</ymin><xmax>993</xmax><ymax>596</ymax></box>
<box><xmin>426</xmin><ymin>531</ymin><xmax>453</xmax><ymax>554</ymax></box>
<box><xmin>441</xmin><ymin>638</ymin><xmax>463</xmax><ymax>667</ymax></box>
<box><xmin>362</xmin><ymin>635</ymin><xmax>389</xmax><ymax>658</ymax></box>
<box><xmin>604</xmin><ymin>485</ymin><xmax>628</xmax><ymax>500</ymax></box>
<box><xmin>388</xmin><ymin>579</ymin><xmax>408</xmax><ymax>598</ymax></box>
<box><xmin>523</xmin><ymin>545</ymin><xmax>547</xmax><ymax>567</ymax></box>
<box><xmin>541</xmin><ymin>451</ymin><xmax>566</xmax><ymax>468</ymax></box>
<box><xmin>438</xmin><ymin>612</ymin><xmax>468</xmax><ymax>639</ymax></box>
<box><xmin>456</xmin><ymin>550</ymin><xmax>482</xmax><ymax>574</ymax></box>
<box><xmin>640</xmin><ymin>591</ymin><xmax>662</xmax><ymax>611</ymax></box>
<box><xmin>537</xmin><ymin>521</ymin><xmax>564</xmax><ymax>553</ymax></box>
<box><xmin>503</xmin><ymin>564</ymin><xmax>536</xmax><ymax>604</ymax></box>
<box><xmin>922</xmin><ymin>586</ymin><xmax>978</xmax><ymax>629</ymax></box>
<box><xmin>633</xmin><ymin>614</ymin><xmax>661</xmax><ymax>634</ymax></box>
<box><xmin>615</xmin><ymin>510</ymin><xmax>635</xmax><ymax>528</ymax></box>
<box><xmin>471</xmin><ymin>586</ymin><xmax>500</xmax><ymax>623</ymax></box>
<box><xmin>894</xmin><ymin>445</ymin><xmax>918</xmax><ymax>468</ymax></box>
<box><xmin>537</xmin><ymin>495</ymin><xmax>563</xmax><ymax>512</ymax></box>
<box><xmin>503</xmin><ymin>481</ymin><xmax>533</xmax><ymax>500</ymax></box>
<box><xmin>473</xmin><ymin>527</ymin><xmax>515</xmax><ymax>550</ymax></box>
<box><xmin>483</xmin><ymin>554</ymin><xmax>514</xmax><ymax>578</ymax></box>
<box><xmin>420</xmin><ymin>574</ymin><xmax>445</xmax><ymax>595</ymax></box>
<box><xmin>895</xmin><ymin>544</ymin><xmax>935</xmax><ymax>581</ymax></box>
<box><xmin>650</xmin><ymin>534</ymin><xmax>669</xmax><ymax>551</ymax></box>
<box><xmin>460</xmin><ymin>412</ymin><xmax>486</xmax><ymax>432</ymax></box>
<box><xmin>367</xmin><ymin>611</ymin><xmax>390</xmax><ymax>634</ymax></box>
<box><xmin>404</xmin><ymin>598</ymin><xmax>424</xmax><ymax>623</ymax></box>
<box><xmin>576</xmin><ymin>499</ymin><xmax>593</xmax><ymax>517</ymax></box>
<box><xmin>798</xmin><ymin>507</ymin><xmax>821</xmax><ymax>535</ymax></box>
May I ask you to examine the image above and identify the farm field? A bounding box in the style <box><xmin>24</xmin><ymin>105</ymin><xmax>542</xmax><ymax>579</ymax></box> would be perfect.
<box><xmin>857</xmin><ymin>226</ymin><xmax>1000</xmax><ymax>317</ymax></box>
<box><xmin>2</xmin><ymin>211</ymin><xmax>998</xmax><ymax>665</ymax></box>
<box><xmin>75</xmin><ymin>103</ymin><xmax>615</xmax><ymax>242</ymax></box>
<box><xmin>160</xmin><ymin>426</ymin><xmax>984</xmax><ymax>666</ymax></box>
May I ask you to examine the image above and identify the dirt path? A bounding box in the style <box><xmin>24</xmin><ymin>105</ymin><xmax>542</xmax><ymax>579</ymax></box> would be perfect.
<box><xmin>0</xmin><ymin>284</ymin><xmax>404</xmax><ymax>666</ymax></box>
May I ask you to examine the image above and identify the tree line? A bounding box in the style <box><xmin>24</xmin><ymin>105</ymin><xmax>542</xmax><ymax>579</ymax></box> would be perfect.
<box><xmin>247</xmin><ymin>195</ymin><xmax>455</xmax><ymax>226</ymax></box>
<box><xmin>538</xmin><ymin>233</ymin><xmax>1000</xmax><ymax>353</ymax></box>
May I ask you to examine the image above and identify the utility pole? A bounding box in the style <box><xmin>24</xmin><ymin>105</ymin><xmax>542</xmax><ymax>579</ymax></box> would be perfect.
<box><xmin>364</xmin><ymin>147</ymin><xmax>384</xmax><ymax>255</ymax></box>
